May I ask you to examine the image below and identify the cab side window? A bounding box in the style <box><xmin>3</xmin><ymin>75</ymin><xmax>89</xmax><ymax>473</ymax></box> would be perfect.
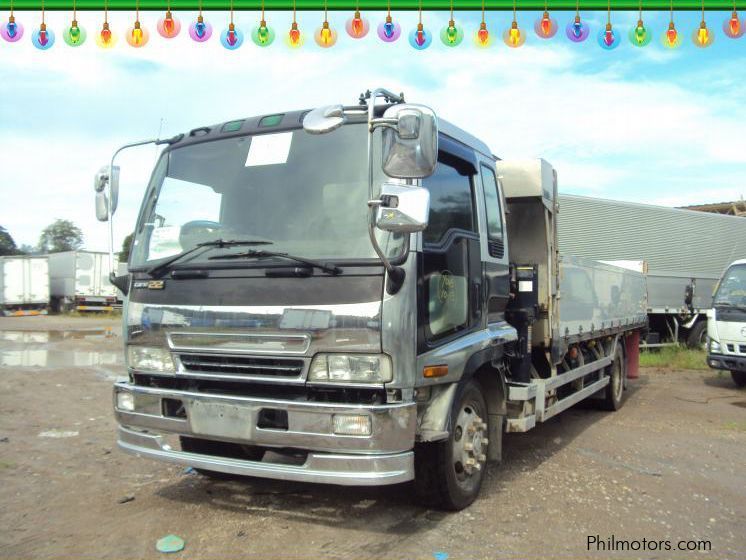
<box><xmin>423</xmin><ymin>160</ymin><xmax>475</xmax><ymax>247</ymax></box>
<box><xmin>480</xmin><ymin>165</ymin><xmax>505</xmax><ymax>258</ymax></box>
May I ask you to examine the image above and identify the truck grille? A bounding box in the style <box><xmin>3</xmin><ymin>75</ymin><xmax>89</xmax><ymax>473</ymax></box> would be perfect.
<box><xmin>179</xmin><ymin>354</ymin><xmax>304</xmax><ymax>378</ymax></box>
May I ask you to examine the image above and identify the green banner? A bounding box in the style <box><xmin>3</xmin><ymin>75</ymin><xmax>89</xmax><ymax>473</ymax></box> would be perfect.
<box><xmin>0</xmin><ymin>0</ymin><xmax>734</xmax><ymax>10</ymax></box>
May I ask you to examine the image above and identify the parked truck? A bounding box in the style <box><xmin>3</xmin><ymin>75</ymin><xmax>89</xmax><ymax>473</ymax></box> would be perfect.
<box><xmin>557</xmin><ymin>195</ymin><xmax>746</xmax><ymax>348</ymax></box>
<box><xmin>98</xmin><ymin>89</ymin><xmax>647</xmax><ymax>509</ymax></box>
<box><xmin>707</xmin><ymin>259</ymin><xmax>746</xmax><ymax>387</ymax></box>
<box><xmin>0</xmin><ymin>256</ymin><xmax>49</xmax><ymax>316</ymax></box>
<box><xmin>47</xmin><ymin>250</ymin><xmax>120</xmax><ymax>312</ymax></box>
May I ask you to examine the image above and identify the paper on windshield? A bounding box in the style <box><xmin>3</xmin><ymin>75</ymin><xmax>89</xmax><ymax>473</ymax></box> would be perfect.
<box><xmin>148</xmin><ymin>226</ymin><xmax>182</xmax><ymax>260</ymax></box>
<box><xmin>245</xmin><ymin>132</ymin><xmax>293</xmax><ymax>167</ymax></box>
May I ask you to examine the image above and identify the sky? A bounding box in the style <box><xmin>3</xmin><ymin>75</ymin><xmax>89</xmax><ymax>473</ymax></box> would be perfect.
<box><xmin>1</xmin><ymin>8</ymin><xmax>745</xmax><ymax>253</ymax></box>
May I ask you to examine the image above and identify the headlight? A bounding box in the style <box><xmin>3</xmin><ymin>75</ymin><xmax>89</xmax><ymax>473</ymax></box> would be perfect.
<box><xmin>127</xmin><ymin>346</ymin><xmax>175</xmax><ymax>372</ymax></box>
<box><xmin>709</xmin><ymin>338</ymin><xmax>721</xmax><ymax>353</ymax></box>
<box><xmin>308</xmin><ymin>353</ymin><xmax>392</xmax><ymax>384</ymax></box>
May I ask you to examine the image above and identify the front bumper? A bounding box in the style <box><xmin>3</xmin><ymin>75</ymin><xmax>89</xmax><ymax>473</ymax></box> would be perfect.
<box><xmin>113</xmin><ymin>381</ymin><xmax>416</xmax><ymax>485</ymax></box>
<box><xmin>707</xmin><ymin>353</ymin><xmax>746</xmax><ymax>372</ymax></box>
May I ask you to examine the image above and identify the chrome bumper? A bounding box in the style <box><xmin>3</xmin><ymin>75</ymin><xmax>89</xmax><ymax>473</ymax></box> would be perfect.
<box><xmin>113</xmin><ymin>381</ymin><xmax>416</xmax><ymax>485</ymax></box>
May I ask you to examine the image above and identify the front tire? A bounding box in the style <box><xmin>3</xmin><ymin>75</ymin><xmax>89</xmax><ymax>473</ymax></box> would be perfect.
<box><xmin>732</xmin><ymin>371</ymin><xmax>746</xmax><ymax>388</ymax></box>
<box><xmin>686</xmin><ymin>321</ymin><xmax>707</xmax><ymax>350</ymax></box>
<box><xmin>414</xmin><ymin>380</ymin><xmax>490</xmax><ymax>510</ymax></box>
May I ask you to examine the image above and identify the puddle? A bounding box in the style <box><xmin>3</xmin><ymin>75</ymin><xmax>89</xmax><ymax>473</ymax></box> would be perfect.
<box><xmin>0</xmin><ymin>348</ymin><xmax>122</xmax><ymax>368</ymax></box>
<box><xmin>0</xmin><ymin>329</ymin><xmax>116</xmax><ymax>343</ymax></box>
<box><xmin>0</xmin><ymin>328</ymin><xmax>123</xmax><ymax>369</ymax></box>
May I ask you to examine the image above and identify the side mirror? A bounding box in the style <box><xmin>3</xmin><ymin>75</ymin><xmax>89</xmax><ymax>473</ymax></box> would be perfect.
<box><xmin>110</xmin><ymin>272</ymin><xmax>130</xmax><ymax>296</ymax></box>
<box><xmin>375</xmin><ymin>183</ymin><xmax>430</xmax><ymax>234</ymax></box>
<box><xmin>95</xmin><ymin>191</ymin><xmax>109</xmax><ymax>222</ymax></box>
<box><xmin>94</xmin><ymin>165</ymin><xmax>120</xmax><ymax>217</ymax></box>
<box><xmin>380</xmin><ymin>104</ymin><xmax>438</xmax><ymax>179</ymax></box>
<box><xmin>302</xmin><ymin>105</ymin><xmax>347</xmax><ymax>134</ymax></box>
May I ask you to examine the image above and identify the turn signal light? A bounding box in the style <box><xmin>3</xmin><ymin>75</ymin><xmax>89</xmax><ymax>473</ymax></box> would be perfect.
<box><xmin>423</xmin><ymin>365</ymin><xmax>449</xmax><ymax>378</ymax></box>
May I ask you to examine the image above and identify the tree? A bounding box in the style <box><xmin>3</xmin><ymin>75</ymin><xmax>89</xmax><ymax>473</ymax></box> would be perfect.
<box><xmin>39</xmin><ymin>219</ymin><xmax>84</xmax><ymax>253</ymax></box>
<box><xmin>0</xmin><ymin>226</ymin><xmax>20</xmax><ymax>256</ymax></box>
<box><xmin>119</xmin><ymin>233</ymin><xmax>134</xmax><ymax>262</ymax></box>
<box><xmin>18</xmin><ymin>244</ymin><xmax>39</xmax><ymax>255</ymax></box>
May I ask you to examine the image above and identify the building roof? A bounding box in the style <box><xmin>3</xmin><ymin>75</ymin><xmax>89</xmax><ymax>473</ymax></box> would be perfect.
<box><xmin>680</xmin><ymin>200</ymin><xmax>746</xmax><ymax>217</ymax></box>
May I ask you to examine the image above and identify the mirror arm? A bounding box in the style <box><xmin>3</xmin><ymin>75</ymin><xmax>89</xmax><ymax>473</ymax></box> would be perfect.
<box><xmin>369</xmin><ymin>117</ymin><xmax>399</xmax><ymax>133</ymax></box>
<box><xmin>105</xmin><ymin>137</ymin><xmax>161</xmax><ymax>278</ymax></box>
<box><xmin>366</xmin><ymin>89</ymin><xmax>407</xmax><ymax>295</ymax></box>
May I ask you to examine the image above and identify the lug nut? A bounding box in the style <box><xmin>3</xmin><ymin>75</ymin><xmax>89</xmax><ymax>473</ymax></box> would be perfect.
<box><xmin>478</xmin><ymin>453</ymin><xmax>487</xmax><ymax>462</ymax></box>
<box><xmin>467</xmin><ymin>425</ymin><xmax>476</xmax><ymax>435</ymax></box>
<box><xmin>464</xmin><ymin>443</ymin><xmax>474</xmax><ymax>451</ymax></box>
<box><xmin>482</xmin><ymin>438</ymin><xmax>489</xmax><ymax>446</ymax></box>
<box><xmin>474</xmin><ymin>463</ymin><xmax>482</xmax><ymax>471</ymax></box>
<box><xmin>465</xmin><ymin>458</ymin><xmax>476</xmax><ymax>466</ymax></box>
<box><xmin>480</xmin><ymin>422</ymin><xmax>488</xmax><ymax>430</ymax></box>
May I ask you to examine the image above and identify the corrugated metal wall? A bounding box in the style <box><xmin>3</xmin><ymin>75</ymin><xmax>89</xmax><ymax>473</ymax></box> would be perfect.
<box><xmin>557</xmin><ymin>195</ymin><xmax>746</xmax><ymax>279</ymax></box>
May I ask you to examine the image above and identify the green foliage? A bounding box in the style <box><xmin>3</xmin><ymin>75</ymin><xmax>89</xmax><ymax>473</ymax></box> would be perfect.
<box><xmin>0</xmin><ymin>225</ymin><xmax>20</xmax><ymax>256</ymax></box>
<box><xmin>119</xmin><ymin>233</ymin><xmax>133</xmax><ymax>262</ymax></box>
<box><xmin>639</xmin><ymin>346</ymin><xmax>708</xmax><ymax>370</ymax></box>
<box><xmin>39</xmin><ymin>219</ymin><xmax>84</xmax><ymax>253</ymax></box>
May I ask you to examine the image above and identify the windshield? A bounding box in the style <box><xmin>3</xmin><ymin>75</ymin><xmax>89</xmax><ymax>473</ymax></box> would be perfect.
<box><xmin>130</xmin><ymin>124</ymin><xmax>404</xmax><ymax>268</ymax></box>
<box><xmin>714</xmin><ymin>264</ymin><xmax>746</xmax><ymax>306</ymax></box>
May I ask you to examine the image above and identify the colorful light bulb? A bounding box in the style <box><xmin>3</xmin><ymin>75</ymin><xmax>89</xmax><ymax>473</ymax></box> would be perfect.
<box><xmin>32</xmin><ymin>22</ymin><xmax>55</xmax><ymax>49</ymax></box>
<box><xmin>220</xmin><ymin>22</ymin><xmax>244</xmax><ymax>49</ymax></box>
<box><xmin>251</xmin><ymin>20</ymin><xmax>275</xmax><ymax>46</ymax></box>
<box><xmin>377</xmin><ymin>15</ymin><xmax>401</xmax><ymax>42</ymax></box>
<box><xmin>723</xmin><ymin>10</ymin><xmax>744</xmax><ymax>38</ymax></box>
<box><xmin>503</xmin><ymin>20</ymin><xmax>525</xmax><ymax>47</ymax></box>
<box><xmin>408</xmin><ymin>22</ymin><xmax>432</xmax><ymax>49</ymax></box>
<box><xmin>189</xmin><ymin>15</ymin><xmax>213</xmax><ymax>42</ymax></box>
<box><xmin>314</xmin><ymin>20</ymin><xmax>337</xmax><ymax>47</ymax></box>
<box><xmin>693</xmin><ymin>20</ymin><xmax>713</xmax><ymax>47</ymax></box>
<box><xmin>286</xmin><ymin>21</ymin><xmax>303</xmax><ymax>47</ymax></box>
<box><xmin>440</xmin><ymin>19</ymin><xmax>463</xmax><ymax>46</ymax></box>
<box><xmin>661</xmin><ymin>21</ymin><xmax>680</xmax><ymax>48</ymax></box>
<box><xmin>63</xmin><ymin>19</ymin><xmax>87</xmax><ymax>46</ymax></box>
<box><xmin>95</xmin><ymin>21</ymin><xmax>116</xmax><ymax>48</ymax></box>
<box><xmin>565</xmin><ymin>15</ymin><xmax>589</xmax><ymax>42</ymax></box>
<box><xmin>126</xmin><ymin>19</ymin><xmax>149</xmax><ymax>47</ymax></box>
<box><xmin>534</xmin><ymin>10</ymin><xmax>557</xmax><ymax>38</ymax></box>
<box><xmin>157</xmin><ymin>10</ymin><xmax>181</xmax><ymax>38</ymax></box>
<box><xmin>597</xmin><ymin>22</ymin><xmax>619</xmax><ymax>49</ymax></box>
<box><xmin>346</xmin><ymin>10</ymin><xmax>369</xmax><ymax>38</ymax></box>
<box><xmin>475</xmin><ymin>21</ymin><xmax>490</xmax><ymax>47</ymax></box>
<box><xmin>629</xmin><ymin>19</ymin><xmax>651</xmax><ymax>46</ymax></box>
<box><xmin>1</xmin><ymin>15</ymin><xmax>24</xmax><ymax>42</ymax></box>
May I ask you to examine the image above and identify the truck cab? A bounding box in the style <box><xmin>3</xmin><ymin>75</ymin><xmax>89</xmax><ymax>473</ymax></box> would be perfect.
<box><xmin>101</xmin><ymin>89</ymin><xmax>646</xmax><ymax>510</ymax></box>
<box><xmin>707</xmin><ymin>259</ymin><xmax>746</xmax><ymax>387</ymax></box>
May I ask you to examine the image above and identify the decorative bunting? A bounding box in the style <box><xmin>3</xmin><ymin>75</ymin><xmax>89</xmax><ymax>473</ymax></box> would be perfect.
<box><xmin>377</xmin><ymin>0</ymin><xmax>401</xmax><ymax>42</ymax></box>
<box><xmin>723</xmin><ymin>0</ymin><xmax>743</xmax><ymax>36</ymax></box>
<box><xmin>96</xmin><ymin>0</ymin><xmax>116</xmax><ymax>47</ymax></box>
<box><xmin>692</xmin><ymin>0</ymin><xmax>714</xmax><ymax>45</ymax></box>
<box><xmin>474</xmin><ymin>0</ymin><xmax>491</xmax><ymax>46</ymax></box>
<box><xmin>503</xmin><ymin>0</ymin><xmax>525</xmax><ymax>46</ymax></box>
<box><xmin>220</xmin><ymin>0</ymin><xmax>244</xmax><ymax>47</ymax></box>
<box><xmin>126</xmin><ymin>0</ymin><xmax>149</xmax><ymax>46</ymax></box>
<box><xmin>1</xmin><ymin>0</ymin><xmax>24</xmax><ymax>42</ymax></box>
<box><xmin>408</xmin><ymin>0</ymin><xmax>432</xmax><ymax>49</ymax></box>
<box><xmin>157</xmin><ymin>0</ymin><xmax>181</xmax><ymax>38</ymax></box>
<box><xmin>535</xmin><ymin>0</ymin><xmax>558</xmax><ymax>38</ymax></box>
<box><xmin>597</xmin><ymin>0</ymin><xmax>620</xmax><ymax>48</ymax></box>
<box><xmin>566</xmin><ymin>0</ymin><xmax>590</xmax><ymax>41</ymax></box>
<box><xmin>32</xmin><ymin>0</ymin><xmax>55</xmax><ymax>48</ymax></box>
<box><xmin>314</xmin><ymin>0</ymin><xmax>337</xmax><ymax>46</ymax></box>
<box><xmin>629</xmin><ymin>0</ymin><xmax>651</xmax><ymax>45</ymax></box>
<box><xmin>189</xmin><ymin>0</ymin><xmax>213</xmax><ymax>41</ymax></box>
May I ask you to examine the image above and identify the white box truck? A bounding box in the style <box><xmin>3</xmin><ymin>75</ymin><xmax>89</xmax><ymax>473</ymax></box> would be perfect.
<box><xmin>47</xmin><ymin>250</ymin><xmax>120</xmax><ymax>312</ymax></box>
<box><xmin>0</xmin><ymin>256</ymin><xmax>50</xmax><ymax>316</ymax></box>
<box><xmin>707</xmin><ymin>259</ymin><xmax>746</xmax><ymax>387</ymax></box>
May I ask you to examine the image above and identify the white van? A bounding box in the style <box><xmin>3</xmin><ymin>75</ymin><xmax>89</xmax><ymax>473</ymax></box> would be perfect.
<box><xmin>707</xmin><ymin>259</ymin><xmax>746</xmax><ymax>387</ymax></box>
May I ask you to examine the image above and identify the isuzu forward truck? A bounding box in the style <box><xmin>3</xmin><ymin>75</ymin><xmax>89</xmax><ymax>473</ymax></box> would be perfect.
<box><xmin>98</xmin><ymin>89</ymin><xmax>647</xmax><ymax>509</ymax></box>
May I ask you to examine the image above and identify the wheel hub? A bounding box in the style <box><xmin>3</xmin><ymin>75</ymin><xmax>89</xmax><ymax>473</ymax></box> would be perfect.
<box><xmin>453</xmin><ymin>406</ymin><xmax>488</xmax><ymax>479</ymax></box>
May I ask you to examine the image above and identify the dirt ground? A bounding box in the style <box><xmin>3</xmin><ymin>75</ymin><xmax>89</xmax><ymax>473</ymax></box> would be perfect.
<box><xmin>1</xmin><ymin>315</ymin><xmax>745</xmax><ymax>559</ymax></box>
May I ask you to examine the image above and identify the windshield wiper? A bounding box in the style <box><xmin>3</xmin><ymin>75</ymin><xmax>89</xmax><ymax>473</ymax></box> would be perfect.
<box><xmin>147</xmin><ymin>239</ymin><xmax>273</xmax><ymax>278</ymax></box>
<box><xmin>209</xmin><ymin>249</ymin><xmax>341</xmax><ymax>275</ymax></box>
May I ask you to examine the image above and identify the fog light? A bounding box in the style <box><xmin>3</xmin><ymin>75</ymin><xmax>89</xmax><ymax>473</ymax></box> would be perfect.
<box><xmin>117</xmin><ymin>391</ymin><xmax>135</xmax><ymax>412</ymax></box>
<box><xmin>332</xmin><ymin>414</ymin><xmax>371</xmax><ymax>436</ymax></box>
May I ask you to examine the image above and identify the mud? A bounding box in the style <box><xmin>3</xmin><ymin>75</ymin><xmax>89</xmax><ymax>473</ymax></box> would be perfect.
<box><xmin>1</xmin><ymin>316</ymin><xmax>745</xmax><ymax>559</ymax></box>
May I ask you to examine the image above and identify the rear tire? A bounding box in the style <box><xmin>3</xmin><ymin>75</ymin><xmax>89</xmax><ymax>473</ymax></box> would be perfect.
<box><xmin>414</xmin><ymin>380</ymin><xmax>490</xmax><ymax>510</ymax></box>
<box><xmin>732</xmin><ymin>371</ymin><xmax>746</xmax><ymax>388</ymax></box>
<box><xmin>600</xmin><ymin>344</ymin><xmax>626</xmax><ymax>411</ymax></box>
<box><xmin>686</xmin><ymin>321</ymin><xmax>707</xmax><ymax>350</ymax></box>
<box><xmin>179</xmin><ymin>436</ymin><xmax>264</xmax><ymax>479</ymax></box>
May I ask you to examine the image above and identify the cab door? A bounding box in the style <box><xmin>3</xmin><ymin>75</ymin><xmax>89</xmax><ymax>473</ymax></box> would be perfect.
<box><xmin>416</xmin><ymin>137</ymin><xmax>482</xmax><ymax>354</ymax></box>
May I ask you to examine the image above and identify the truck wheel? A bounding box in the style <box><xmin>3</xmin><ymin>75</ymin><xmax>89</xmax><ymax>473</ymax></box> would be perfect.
<box><xmin>686</xmin><ymin>321</ymin><xmax>707</xmax><ymax>350</ymax></box>
<box><xmin>414</xmin><ymin>380</ymin><xmax>489</xmax><ymax>510</ymax></box>
<box><xmin>600</xmin><ymin>345</ymin><xmax>626</xmax><ymax>411</ymax></box>
<box><xmin>732</xmin><ymin>371</ymin><xmax>746</xmax><ymax>388</ymax></box>
<box><xmin>179</xmin><ymin>436</ymin><xmax>264</xmax><ymax>479</ymax></box>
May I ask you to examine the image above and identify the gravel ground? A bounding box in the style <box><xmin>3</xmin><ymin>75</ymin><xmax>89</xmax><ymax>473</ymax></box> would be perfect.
<box><xmin>1</xmin><ymin>316</ymin><xmax>745</xmax><ymax>559</ymax></box>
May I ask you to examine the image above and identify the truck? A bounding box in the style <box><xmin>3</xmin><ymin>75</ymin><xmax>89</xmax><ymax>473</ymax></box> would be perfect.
<box><xmin>557</xmin><ymin>195</ymin><xmax>746</xmax><ymax>349</ymax></box>
<box><xmin>47</xmin><ymin>250</ymin><xmax>120</xmax><ymax>312</ymax></box>
<box><xmin>98</xmin><ymin>89</ymin><xmax>647</xmax><ymax>510</ymax></box>
<box><xmin>707</xmin><ymin>259</ymin><xmax>746</xmax><ymax>387</ymax></box>
<box><xmin>0</xmin><ymin>255</ymin><xmax>49</xmax><ymax>316</ymax></box>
